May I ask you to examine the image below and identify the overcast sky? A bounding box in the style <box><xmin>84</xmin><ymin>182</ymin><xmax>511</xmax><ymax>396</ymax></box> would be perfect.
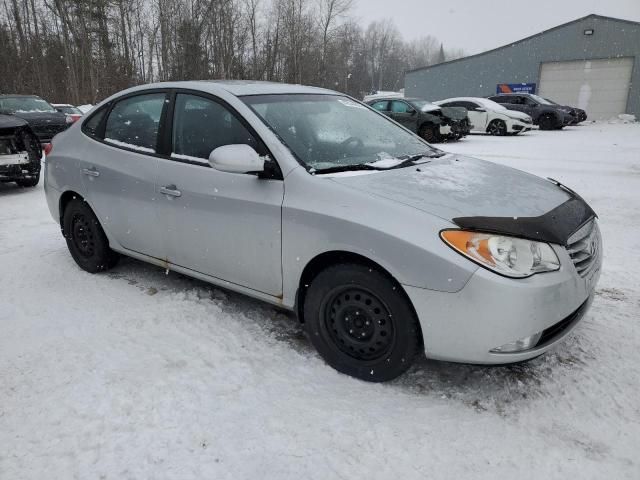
<box><xmin>353</xmin><ymin>0</ymin><xmax>640</xmax><ymax>54</ymax></box>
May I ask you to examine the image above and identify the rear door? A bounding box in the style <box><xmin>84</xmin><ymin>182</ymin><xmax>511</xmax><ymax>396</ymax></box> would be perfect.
<box><xmin>155</xmin><ymin>91</ymin><xmax>284</xmax><ymax>296</ymax></box>
<box><xmin>81</xmin><ymin>91</ymin><xmax>168</xmax><ymax>259</ymax></box>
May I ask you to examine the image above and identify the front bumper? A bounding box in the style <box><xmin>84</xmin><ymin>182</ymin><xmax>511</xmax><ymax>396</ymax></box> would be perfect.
<box><xmin>404</xmin><ymin>243</ymin><xmax>601</xmax><ymax>364</ymax></box>
<box><xmin>506</xmin><ymin>118</ymin><xmax>533</xmax><ymax>133</ymax></box>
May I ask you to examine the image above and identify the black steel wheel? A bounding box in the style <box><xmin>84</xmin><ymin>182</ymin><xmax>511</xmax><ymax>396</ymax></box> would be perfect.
<box><xmin>322</xmin><ymin>286</ymin><xmax>395</xmax><ymax>361</ymax></box>
<box><xmin>62</xmin><ymin>197</ymin><xmax>119</xmax><ymax>273</ymax></box>
<box><xmin>303</xmin><ymin>263</ymin><xmax>421</xmax><ymax>382</ymax></box>
<box><xmin>487</xmin><ymin>119</ymin><xmax>507</xmax><ymax>136</ymax></box>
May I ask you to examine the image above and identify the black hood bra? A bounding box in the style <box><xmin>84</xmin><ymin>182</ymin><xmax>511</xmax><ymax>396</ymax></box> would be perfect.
<box><xmin>453</xmin><ymin>179</ymin><xmax>597</xmax><ymax>245</ymax></box>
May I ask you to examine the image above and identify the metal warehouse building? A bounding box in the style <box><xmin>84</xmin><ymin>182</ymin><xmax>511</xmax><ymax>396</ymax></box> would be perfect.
<box><xmin>405</xmin><ymin>15</ymin><xmax>640</xmax><ymax>120</ymax></box>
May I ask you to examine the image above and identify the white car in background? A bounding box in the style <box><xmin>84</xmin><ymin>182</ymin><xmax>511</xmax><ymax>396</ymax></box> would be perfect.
<box><xmin>435</xmin><ymin>97</ymin><xmax>533</xmax><ymax>135</ymax></box>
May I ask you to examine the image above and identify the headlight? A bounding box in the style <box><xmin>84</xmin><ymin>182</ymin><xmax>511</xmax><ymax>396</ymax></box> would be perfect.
<box><xmin>440</xmin><ymin>230</ymin><xmax>560</xmax><ymax>278</ymax></box>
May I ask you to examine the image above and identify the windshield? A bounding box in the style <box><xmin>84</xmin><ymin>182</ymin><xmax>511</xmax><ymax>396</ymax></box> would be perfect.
<box><xmin>0</xmin><ymin>96</ymin><xmax>56</xmax><ymax>113</ymax></box>
<box><xmin>475</xmin><ymin>98</ymin><xmax>507</xmax><ymax>110</ymax></box>
<box><xmin>242</xmin><ymin>94</ymin><xmax>437</xmax><ymax>172</ymax></box>
<box><xmin>529</xmin><ymin>94</ymin><xmax>553</xmax><ymax>105</ymax></box>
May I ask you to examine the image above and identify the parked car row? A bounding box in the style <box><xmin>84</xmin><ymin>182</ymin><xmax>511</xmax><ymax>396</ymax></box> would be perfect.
<box><xmin>0</xmin><ymin>94</ymin><xmax>87</xmax><ymax>187</ymax></box>
<box><xmin>363</xmin><ymin>91</ymin><xmax>588</xmax><ymax>142</ymax></box>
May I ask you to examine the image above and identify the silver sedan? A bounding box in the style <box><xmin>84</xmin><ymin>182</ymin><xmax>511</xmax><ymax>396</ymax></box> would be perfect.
<box><xmin>44</xmin><ymin>81</ymin><xmax>602</xmax><ymax>382</ymax></box>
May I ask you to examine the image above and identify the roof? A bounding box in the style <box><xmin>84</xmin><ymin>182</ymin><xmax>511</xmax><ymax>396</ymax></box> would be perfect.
<box><xmin>121</xmin><ymin>80</ymin><xmax>337</xmax><ymax>97</ymax></box>
<box><xmin>406</xmin><ymin>14</ymin><xmax>640</xmax><ymax>74</ymax></box>
<box><xmin>0</xmin><ymin>94</ymin><xmax>41</xmax><ymax>98</ymax></box>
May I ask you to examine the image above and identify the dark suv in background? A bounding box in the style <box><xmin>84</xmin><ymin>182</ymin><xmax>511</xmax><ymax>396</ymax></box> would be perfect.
<box><xmin>488</xmin><ymin>93</ymin><xmax>574</xmax><ymax>130</ymax></box>
<box><xmin>0</xmin><ymin>94</ymin><xmax>70</xmax><ymax>144</ymax></box>
<box><xmin>366</xmin><ymin>97</ymin><xmax>471</xmax><ymax>143</ymax></box>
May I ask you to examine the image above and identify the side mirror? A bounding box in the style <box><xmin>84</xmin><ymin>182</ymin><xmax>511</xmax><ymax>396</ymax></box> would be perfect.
<box><xmin>475</xmin><ymin>107</ymin><xmax>486</xmax><ymax>112</ymax></box>
<box><xmin>208</xmin><ymin>144</ymin><xmax>264</xmax><ymax>174</ymax></box>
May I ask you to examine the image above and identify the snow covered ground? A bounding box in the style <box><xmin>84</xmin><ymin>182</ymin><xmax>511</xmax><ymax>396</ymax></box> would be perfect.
<box><xmin>1</xmin><ymin>122</ymin><xmax>639</xmax><ymax>479</ymax></box>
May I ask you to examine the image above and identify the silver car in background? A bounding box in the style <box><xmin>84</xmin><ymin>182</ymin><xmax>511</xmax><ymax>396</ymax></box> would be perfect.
<box><xmin>44</xmin><ymin>81</ymin><xmax>602</xmax><ymax>382</ymax></box>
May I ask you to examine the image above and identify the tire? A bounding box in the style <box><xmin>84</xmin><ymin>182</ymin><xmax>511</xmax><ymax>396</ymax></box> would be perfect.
<box><xmin>15</xmin><ymin>172</ymin><xmax>40</xmax><ymax>188</ymax></box>
<box><xmin>487</xmin><ymin>119</ymin><xmax>507</xmax><ymax>136</ymax></box>
<box><xmin>538</xmin><ymin>114</ymin><xmax>556</xmax><ymax>131</ymax></box>
<box><xmin>419</xmin><ymin>123</ymin><xmax>440</xmax><ymax>143</ymax></box>
<box><xmin>62</xmin><ymin>198</ymin><xmax>119</xmax><ymax>273</ymax></box>
<box><xmin>303</xmin><ymin>263</ymin><xmax>421</xmax><ymax>382</ymax></box>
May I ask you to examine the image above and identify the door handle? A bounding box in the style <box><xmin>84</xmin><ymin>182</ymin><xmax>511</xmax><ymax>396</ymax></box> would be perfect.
<box><xmin>82</xmin><ymin>167</ymin><xmax>100</xmax><ymax>177</ymax></box>
<box><xmin>160</xmin><ymin>185</ymin><xmax>182</xmax><ymax>197</ymax></box>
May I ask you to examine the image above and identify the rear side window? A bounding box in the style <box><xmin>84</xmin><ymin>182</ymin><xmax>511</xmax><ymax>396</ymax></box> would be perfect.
<box><xmin>104</xmin><ymin>93</ymin><xmax>166</xmax><ymax>152</ymax></box>
<box><xmin>83</xmin><ymin>106</ymin><xmax>108</xmax><ymax>137</ymax></box>
<box><xmin>171</xmin><ymin>93</ymin><xmax>259</xmax><ymax>161</ymax></box>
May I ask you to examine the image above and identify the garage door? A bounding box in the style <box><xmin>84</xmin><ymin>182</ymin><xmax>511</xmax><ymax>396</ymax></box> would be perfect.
<box><xmin>539</xmin><ymin>57</ymin><xmax>634</xmax><ymax>120</ymax></box>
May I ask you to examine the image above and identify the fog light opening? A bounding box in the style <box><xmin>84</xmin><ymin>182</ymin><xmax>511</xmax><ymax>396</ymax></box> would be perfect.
<box><xmin>490</xmin><ymin>332</ymin><xmax>543</xmax><ymax>353</ymax></box>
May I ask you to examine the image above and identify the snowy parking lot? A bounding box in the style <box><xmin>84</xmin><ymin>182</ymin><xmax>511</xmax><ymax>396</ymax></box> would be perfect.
<box><xmin>1</xmin><ymin>122</ymin><xmax>639</xmax><ymax>479</ymax></box>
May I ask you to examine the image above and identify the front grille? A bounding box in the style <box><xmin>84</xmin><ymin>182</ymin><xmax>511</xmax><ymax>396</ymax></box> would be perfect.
<box><xmin>565</xmin><ymin>219</ymin><xmax>601</xmax><ymax>277</ymax></box>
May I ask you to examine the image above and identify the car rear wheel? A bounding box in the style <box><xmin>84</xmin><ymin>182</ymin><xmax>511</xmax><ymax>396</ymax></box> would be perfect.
<box><xmin>487</xmin><ymin>119</ymin><xmax>507</xmax><ymax>136</ymax></box>
<box><xmin>419</xmin><ymin>123</ymin><xmax>440</xmax><ymax>143</ymax></box>
<box><xmin>62</xmin><ymin>198</ymin><xmax>119</xmax><ymax>273</ymax></box>
<box><xmin>303</xmin><ymin>263</ymin><xmax>421</xmax><ymax>382</ymax></box>
<box><xmin>538</xmin><ymin>114</ymin><xmax>556</xmax><ymax>130</ymax></box>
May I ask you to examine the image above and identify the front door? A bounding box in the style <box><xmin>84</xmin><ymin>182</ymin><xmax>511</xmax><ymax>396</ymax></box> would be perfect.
<box><xmin>465</xmin><ymin>102</ymin><xmax>488</xmax><ymax>131</ymax></box>
<box><xmin>389</xmin><ymin>100</ymin><xmax>418</xmax><ymax>131</ymax></box>
<box><xmin>156</xmin><ymin>92</ymin><xmax>284</xmax><ymax>296</ymax></box>
<box><xmin>81</xmin><ymin>92</ymin><xmax>167</xmax><ymax>259</ymax></box>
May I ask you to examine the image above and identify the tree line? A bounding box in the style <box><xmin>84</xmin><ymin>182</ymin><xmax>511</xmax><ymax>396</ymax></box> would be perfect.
<box><xmin>0</xmin><ymin>0</ymin><xmax>464</xmax><ymax>105</ymax></box>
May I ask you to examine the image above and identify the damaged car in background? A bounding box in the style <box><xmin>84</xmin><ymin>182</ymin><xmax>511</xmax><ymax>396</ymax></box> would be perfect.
<box><xmin>0</xmin><ymin>114</ymin><xmax>42</xmax><ymax>187</ymax></box>
<box><xmin>366</xmin><ymin>97</ymin><xmax>471</xmax><ymax>142</ymax></box>
<box><xmin>0</xmin><ymin>94</ymin><xmax>71</xmax><ymax>144</ymax></box>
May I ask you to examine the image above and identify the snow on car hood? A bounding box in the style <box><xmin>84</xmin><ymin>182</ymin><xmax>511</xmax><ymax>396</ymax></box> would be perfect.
<box><xmin>503</xmin><ymin>110</ymin><xmax>531</xmax><ymax>120</ymax></box>
<box><xmin>420</xmin><ymin>103</ymin><xmax>441</xmax><ymax>113</ymax></box>
<box><xmin>329</xmin><ymin>155</ymin><xmax>571</xmax><ymax>222</ymax></box>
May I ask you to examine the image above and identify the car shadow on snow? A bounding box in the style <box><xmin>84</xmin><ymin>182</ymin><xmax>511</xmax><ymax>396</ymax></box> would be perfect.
<box><xmin>0</xmin><ymin>181</ymin><xmax>35</xmax><ymax>197</ymax></box>
<box><xmin>106</xmin><ymin>256</ymin><xmax>596</xmax><ymax>415</ymax></box>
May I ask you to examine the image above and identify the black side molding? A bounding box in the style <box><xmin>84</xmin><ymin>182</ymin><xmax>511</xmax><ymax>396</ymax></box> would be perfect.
<box><xmin>453</xmin><ymin>195</ymin><xmax>596</xmax><ymax>245</ymax></box>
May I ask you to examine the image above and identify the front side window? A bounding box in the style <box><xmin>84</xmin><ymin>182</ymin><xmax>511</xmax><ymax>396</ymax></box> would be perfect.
<box><xmin>172</xmin><ymin>94</ymin><xmax>259</xmax><ymax>161</ymax></box>
<box><xmin>390</xmin><ymin>101</ymin><xmax>411</xmax><ymax>113</ymax></box>
<box><xmin>105</xmin><ymin>93</ymin><xmax>166</xmax><ymax>152</ymax></box>
<box><xmin>243</xmin><ymin>94</ymin><xmax>436</xmax><ymax>172</ymax></box>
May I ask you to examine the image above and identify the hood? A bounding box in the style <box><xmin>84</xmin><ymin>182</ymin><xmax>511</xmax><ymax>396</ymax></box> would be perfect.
<box><xmin>419</xmin><ymin>103</ymin><xmax>441</xmax><ymax>113</ymax></box>
<box><xmin>0</xmin><ymin>113</ymin><xmax>28</xmax><ymax>129</ymax></box>
<box><xmin>11</xmin><ymin>111</ymin><xmax>67</xmax><ymax>127</ymax></box>
<box><xmin>501</xmin><ymin>109</ymin><xmax>530</xmax><ymax>120</ymax></box>
<box><xmin>328</xmin><ymin>155</ymin><xmax>594</xmax><ymax>244</ymax></box>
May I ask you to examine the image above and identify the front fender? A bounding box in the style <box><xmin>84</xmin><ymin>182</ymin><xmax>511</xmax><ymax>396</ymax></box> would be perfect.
<box><xmin>281</xmin><ymin>168</ymin><xmax>478</xmax><ymax>307</ymax></box>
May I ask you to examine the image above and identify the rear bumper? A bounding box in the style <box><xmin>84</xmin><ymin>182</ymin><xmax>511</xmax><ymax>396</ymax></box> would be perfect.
<box><xmin>404</xmin><ymin>244</ymin><xmax>601</xmax><ymax>364</ymax></box>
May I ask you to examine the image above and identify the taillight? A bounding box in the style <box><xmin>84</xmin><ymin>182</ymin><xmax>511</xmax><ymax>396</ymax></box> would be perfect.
<box><xmin>44</xmin><ymin>143</ymin><xmax>53</xmax><ymax>156</ymax></box>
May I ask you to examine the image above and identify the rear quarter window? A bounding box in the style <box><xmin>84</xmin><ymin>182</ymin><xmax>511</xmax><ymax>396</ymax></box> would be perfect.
<box><xmin>82</xmin><ymin>105</ymin><xmax>109</xmax><ymax>138</ymax></box>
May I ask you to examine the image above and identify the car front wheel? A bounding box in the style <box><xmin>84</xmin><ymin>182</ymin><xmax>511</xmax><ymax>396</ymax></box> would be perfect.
<box><xmin>303</xmin><ymin>263</ymin><xmax>421</xmax><ymax>382</ymax></box>
<box><xmin>62</xmin><ymin>198</ymin><xmax>119</xmax><ymax>273</ymax></box>
<box><xmin>538</xmin><ymin>114</ymin><xmax>557</xmax><ymax>130</ymax></box>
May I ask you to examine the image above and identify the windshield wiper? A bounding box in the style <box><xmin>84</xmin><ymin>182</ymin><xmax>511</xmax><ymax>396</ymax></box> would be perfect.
<box><xmin>313</xmin><ymin>163</ymin><xmax>386</xmax><ymax>174</ymax></box>
<box><xmin>386</xmin><ymin>151</ymin><xmax>445</xmax><ymax>170</ymax></box>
